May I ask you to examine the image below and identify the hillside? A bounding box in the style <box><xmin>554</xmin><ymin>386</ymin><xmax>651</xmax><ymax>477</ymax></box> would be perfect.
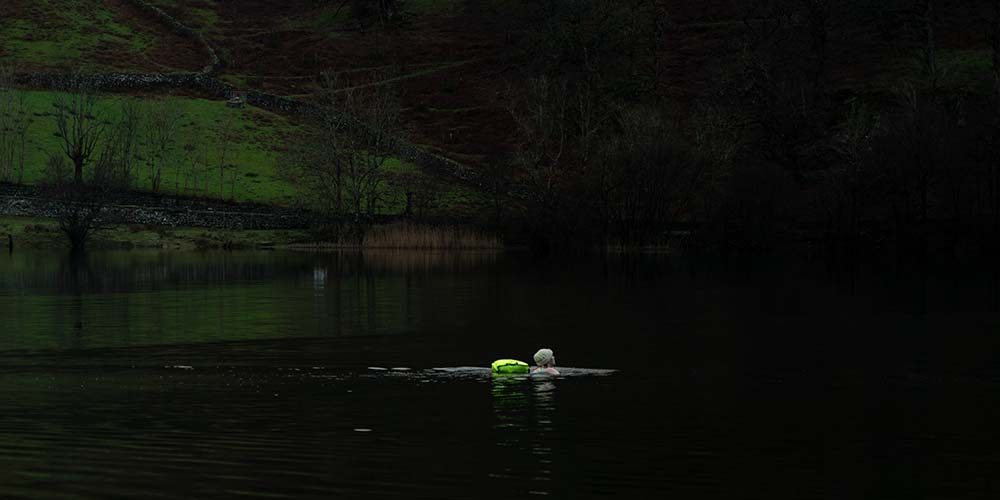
<box><xmin>98</xmin><ymin>2</ymin><xmax>1000</xmax><ymax>162</ymax></box>
<box><xmin>4</xmin><ymin>0</ymin><xmax>1000</xmax><ymax>251</ymax></box>
<box><xmin>153</xmin><ymin>0</ymin><xmax>518</xmax><ymax>166</ymax></box>
<box><xmin>6</xmin><ymin>1</ymin><xmax>997</xmax><ymax>166</ymax></box>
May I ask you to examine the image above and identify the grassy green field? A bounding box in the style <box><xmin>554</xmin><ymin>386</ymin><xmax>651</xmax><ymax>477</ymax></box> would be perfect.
<box><xmin>4</xmin><ymin>89</ymin><xmax>485</xmax><ymax>214</ymax></box>
<box><xmin>10</xmin><ymin>90</ymin><xmax>299</xmax><ymax>203</ymax></box>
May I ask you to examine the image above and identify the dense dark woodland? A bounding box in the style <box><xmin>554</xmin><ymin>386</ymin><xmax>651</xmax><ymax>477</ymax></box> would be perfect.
<box><xmin>4</xmin><ymin>0</ymin><xmax>1000</xmax><ymax>256</ymax></box>
<box><xmin>471</xmin><ymin>0</ymin><xmax>1000</xmax><ymax>257</ymax></box>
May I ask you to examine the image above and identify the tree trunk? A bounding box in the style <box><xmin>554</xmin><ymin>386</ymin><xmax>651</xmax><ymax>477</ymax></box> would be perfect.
<box><xmin>70</xmin><ymin>232</ymin><xmax>87</xmax><ymax>254</ymax></box>
<box><xmin>17</xmin><ymin>133</ymin><xmax>25</xmax><ymax>184</ymax></box>
<box><xmin>73</xmin><ymin>156</ymin><xmax>84</xmax><ymax>185</ymax></box>
<box><xmin>65</xmin><ymin>220</ymin><xmax>89</xmax><ymax>254</ymax></box>
<box><xmin>152</xmin><ymin>168</ymin><xmax>161</xmax><ymax>193</ymax></box>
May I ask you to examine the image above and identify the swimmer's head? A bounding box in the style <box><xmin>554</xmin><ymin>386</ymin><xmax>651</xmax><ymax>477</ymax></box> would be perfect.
<box><xmin>533</xmin><ymin>348</ymin><xmax>554</xmax><ymax>367</ymax></box>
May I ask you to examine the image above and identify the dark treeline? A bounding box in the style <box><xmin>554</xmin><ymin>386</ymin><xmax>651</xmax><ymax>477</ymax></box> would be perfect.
<box><xmin>454</xmin><ymin>0</ymin><xmax>1000</xmax><ymax>257</ymax></box>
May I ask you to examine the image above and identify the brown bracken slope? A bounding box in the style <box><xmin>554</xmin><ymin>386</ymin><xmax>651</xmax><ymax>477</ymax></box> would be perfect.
<box><xmin>7</xmin><ymin>1</ymin><xmax>997</xmax><ymax>169</ymax></box>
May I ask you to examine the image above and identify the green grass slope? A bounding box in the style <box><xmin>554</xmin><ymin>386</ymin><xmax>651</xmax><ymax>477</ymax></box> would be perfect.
<box><xmin>6</xmin><ymin>90</ymin><xmax>484</xmax><ymax>215</ymax></box>
<box><xmin>12</xmin><ymin>90</ymin><xmax>298</xmax><ymax>203</ymax></box>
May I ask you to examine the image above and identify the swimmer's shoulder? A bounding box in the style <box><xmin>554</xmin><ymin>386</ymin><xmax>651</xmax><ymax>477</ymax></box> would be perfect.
<box><xmin>531</xmin><ymin>367</ymin><xmax>560</xmax><ymax>376</ymax></box>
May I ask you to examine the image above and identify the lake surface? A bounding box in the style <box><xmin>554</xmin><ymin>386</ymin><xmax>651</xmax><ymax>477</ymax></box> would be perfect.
<box><xmin>0</xmin><ymin>250</ymin><xmax>998</xmax><ymax>499</ymax></box>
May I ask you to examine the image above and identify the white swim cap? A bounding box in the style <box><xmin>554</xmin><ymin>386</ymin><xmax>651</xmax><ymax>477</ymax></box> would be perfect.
<box><xmin>533</xmin><ymin>348</ymin><xmax>554</xmax><ymax>366</ymax></box>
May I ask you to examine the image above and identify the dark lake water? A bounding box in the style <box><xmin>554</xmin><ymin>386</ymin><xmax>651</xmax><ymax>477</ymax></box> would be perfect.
<box><xmin>1</xmin><ymin>249</ymin><xmax>999</xmax><ymax>499</ymax></box>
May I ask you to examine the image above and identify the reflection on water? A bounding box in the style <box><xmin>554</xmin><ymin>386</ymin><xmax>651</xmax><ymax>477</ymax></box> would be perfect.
<box><xmin>0</xmin><ymin>250</ymin><xmax>506</xmax><ymax>351</ymax></box>
<box><xmin>491</xmin><ymin>377</ymin><xmax>558</xmax><ymax>496</ymax></box>
<box><xmin>0</xmin><ymin>249</ymin><xmax>502</xmax><ymax>292</ymax></box>
<box><xmin>1</xmin><ymin>250</ymin><xmax>1000</xmax><ymax>498</ymax></box>
<box><xmin>356</xmin><ymin>249</ymin><xmax>501</xmax><ymax>273</ymax></box>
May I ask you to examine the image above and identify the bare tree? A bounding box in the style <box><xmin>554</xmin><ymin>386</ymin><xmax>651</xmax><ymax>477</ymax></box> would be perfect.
<box><xmin>116</xmin><ymin>101</ymin><xmax>141</xmax><ymax>187</ymax></box>
<box><xmin>182</xmin><ymin>122</ymin><xmax>209</xmax><ymax>195</ymax></box>
<box><xmin>94</xmin><ymin>101</ymin><xmax>141</xmax><ymax>188</ymax></box>
<box><xmin>602</xmin><ymin>108</ymin><xmax>704</xmax><ymax>247</ymax></box>
<box><xmin>508</xmin><ymin>76</ymin><xmax>568</xmax><ymax>212</ymax></box>
<box><xmin>215</xmin><ymin>111</ymin><xmax>238</xmax><ymax>197</ymax></box>
<box><xmin>40</xmin><ymin>158</ymin><xmax>113</xmax><ymax>253</ymax></box>
<box><xmin>912</xmin><ymin>0</ymin><xmax>942</xmax><ymax>89</ymax></box>
<box><xmin>13</xmin><ymin>90</ymin><xmax>30</xmax><ymax>184</ymax></box>
<box><xmin>42</xmin><ymin>152</ymin><xmax>72</xmax><ymax>186</ymax></box>
<box><xmin>52</xmin><ymin>184</ymin><xmax>113</xmax><ymax>254</ymax></box>
<box><xmin>0</xmin><ymin>66</ymin><xmax>14</xmax><ymax>182</ymax></box>
<box><xmin>821</xmin><ymin>101</ymin><xmax>882</xmax><ymax>242</ymax></box>
<box><xmin>143</xmin><ymin>99</ymin><xmax>183</xmax><ymax>193</ymax></box>
<box><xmin>483</xmin><ymin>156</ymin><xmax>514</xmax><ymax>225</ymax></box>
<box><xmin>871</xmin><ymin>87</ymin><xmax>960</xmax><ymax>241</ymax></box>
<box><xmin>93</xmin><ymin>126</ymin><xmax>123</xmax><ymax>188</ymax></box>
<box><xmin>396</xmin><ymin>171</ymin><xmax>441</xmax><ymax>220</ymax></box>
<box><xmin>344</xmin><ymin>83</ymin><xmax>398</xmax><ymax>222</ymax></box>
<box><xmin>280</xmin><ymin>73</ymin><xmax>400</xmax><ymax>237</ymax></box>
<box><xmin>280</xmin><ymin>118</ymin><xmax>344</xmax><ymax>217</ymax></box>
<box><xmin>53</xmin><ymin>78</ymin><xmax>105</xmax><ymax>185</ymax></box>
<box><xmin>0</xmin><ymin>66</ymin><xmax>31</xmax><ymax>184</ymax></box>
<box><xmin>228</xmin><ymin>147</ymin><xmax>241</xmax><ymax>200</ymax></box>
<box><xmin>689</xmin><ymin>101</ymin><xmax>744</xmax><ymax>232</ymax></box>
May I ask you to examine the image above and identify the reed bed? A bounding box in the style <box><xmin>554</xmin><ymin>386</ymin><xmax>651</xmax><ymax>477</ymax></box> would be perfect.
<box><xmin>362</xmin><ymin>223</ymin><xmax>502</xmax><ymax>249</ymax></box>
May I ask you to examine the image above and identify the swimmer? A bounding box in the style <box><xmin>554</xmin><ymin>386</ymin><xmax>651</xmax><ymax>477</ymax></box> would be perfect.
<box><xmin>531</xmin><ymin>348</ymin><xmax>559</xmax><ymax>376</ymax></box>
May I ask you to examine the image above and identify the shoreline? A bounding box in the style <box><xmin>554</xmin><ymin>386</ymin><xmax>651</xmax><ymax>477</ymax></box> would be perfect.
<box><xmin>0</xmin><ymin>215</ymin><xmax>507</xmax><ymax>252</ymax></box>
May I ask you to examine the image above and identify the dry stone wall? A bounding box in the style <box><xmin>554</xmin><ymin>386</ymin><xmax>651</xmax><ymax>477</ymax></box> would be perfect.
<box><xmin>121</xmin><ymin>0</ymin><xmax>221</xmax><ymax>74</ymax></box>
<box><xmin>14</xmin><ymin>71</ymin><xmax>229</xmax><ymax>95</ymax></box>
<box><xmin>0</xmin><ymin>183</ymin><xmax>472</xmax><ymax>229</ymax></box>
<box><xmin>0</xmin><ymin>183</ymin><xmax>317</xmax><ymax>230</ymax></box>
